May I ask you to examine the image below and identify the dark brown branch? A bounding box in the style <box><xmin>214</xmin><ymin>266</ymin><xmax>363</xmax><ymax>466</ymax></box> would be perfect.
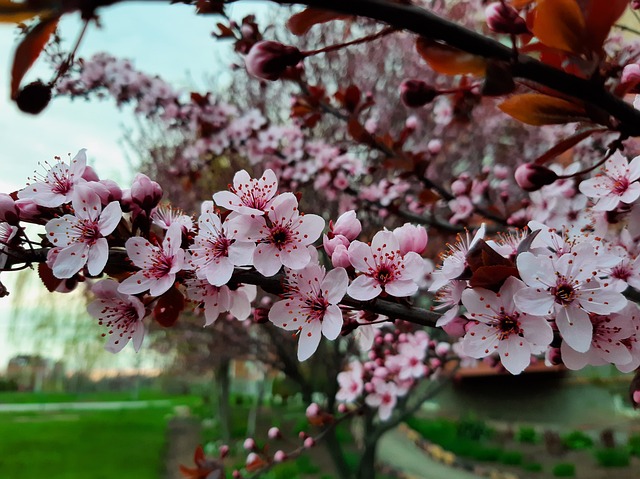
<box><xmin>266</xmin><ymin>0</ymin><xmax>640</xmax><ymax>136</ymax></box>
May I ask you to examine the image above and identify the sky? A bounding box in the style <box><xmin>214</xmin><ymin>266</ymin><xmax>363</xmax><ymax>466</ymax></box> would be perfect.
<box><xmin>0</xmin><ymin>1</ymin><xmax>272</xmax><ymax>371</ymax></box>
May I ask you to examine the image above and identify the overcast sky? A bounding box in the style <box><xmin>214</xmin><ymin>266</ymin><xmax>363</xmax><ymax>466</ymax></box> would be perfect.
<box><xmin>0</xmin><ymin>1</ymin><xmax>272</xmax><ymax>371</ymax></box>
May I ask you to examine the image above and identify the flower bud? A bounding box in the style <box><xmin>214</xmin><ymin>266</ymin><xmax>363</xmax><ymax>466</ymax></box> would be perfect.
<box><xmin>15</xmin><ymin>80</ymin><xmax>52</xmax><ymax>115</ymax></box>
<box><xmin>267</xmin><ymin>427</ymin><xmax>281</xmax><ymax>439</ymax></box>
<box><xmin>130</xmin><ymin>173</ymin><xmax>163</xmax><ymax>210</ymax></box>
<box><xmin>243</xmin><ymin>438</ymin><xmax>256</xmax><ymax>450</ymax></box>
<box><xmin>400</xmin><ymin>79</ymin><xmax>438</xmax><ymax>108</ymax></box>
<box><xmin>323</xmin><ymin>234</ymin><xmax>350</xmax><ymax>257</ymax></box>
<box><xmin>393</xmin><ymin>223</ymin><xmax>428</xmax><ymax>255</ymax></box>
<box><xmin>305</xmin><ymin>403</ymin><xmax>320</xmax><ymax>419</ymax></box>
<box><xmin>245</xmin><ymin>41</ymin><xmax>304</xmax><ymax>81</ymax></box>
<box><xmin>331</xmin><ymin>210</ymin><xmax>361</xmax><ymax>240</ymax></box>
<box><xmin>273</xmin><ymin>450</ymin><xmax>287</xmax><ymax>462</ymax></box>
<box><xmin>0</xmin><ymin>193</ymin><xmax>19</xmax><ymax>225</ymax></box>
<box><xmin>485</xmin><ymin>2</ymin><xmax>529</xmax><ymax>35</ymax></box>
<box><xmin>303</xmin><ymin>437</ymin><xmax>315</xmax><ymax>448</ymax></box>
<box><xmin>514</xmin><ymin>163</ymin><xmax>558</xmax><ymax>191</ymax></box>
<box><xmin>427</xmin><ymin>139</ymin><xmax>442</xmax><ymax>155</ymax></box>
<box><xmin>331</xmin><ymin>244</ymin><xmax>351</xmax><ymax>269</ymax></box>
<box><xmin>219</xmin><ymin>445</ymin><xmax>230</xmax><ymax>458</ymax></box>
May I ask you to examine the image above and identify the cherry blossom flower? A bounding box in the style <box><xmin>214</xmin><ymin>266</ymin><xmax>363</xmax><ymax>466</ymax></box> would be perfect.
<box><xmin>236</xmin><ymin>193</ymin><xmax>325</xmax><ymax>276</ymax></box>
<box><xmin>151</xmin><ymin>204</ymin><xmax>193</xmax><ymax>232</ymax></box>
<box><xmin>45</xmin><ymin>186</ymin><xmax>122</xmax><ymax>278</ymax></box>
<box><xmin>189</xmin><ymin>202</ymin><xmax>255</xmax><ymax>286</ymax></box>
<box><xmin>560</xmin><ymin>306</ymin><xmax>636</xmax><ymax>370</ymax></box>
<box><xmin>213</xmin><ymin>169</ymin><xmax>278</xmax><ymax>216</ymax></box>
<box><xmin>515</xmin><ymin>244</ymin><xmax>627</xmax><ymax>352</ymax></box>
<box><xmin>87</xmin><ymin>279</ymin><xmax>146</xmax><ymax>353</ymax></box>
<box><xmin>185</xmin><ymin>275</ymin><xmax>256</xmax><ymax>325</ymax></box>
<box><xmin>579</xmin><ymin>152</ymin><xmax>640</xmax><ymax>211</ymax></box>
<box><xmin>0</xmin><ymin>222</ymin><xmax>18</xmax><ymax>270</ymax></box>
<box><xmin>268</xmin><ymin>264</ymin><xmax>348</xmax><ymax>361</ymax></box>
<box><xmin>461</xmin><ymin>276</ymin><xmax>553</xmax><ymax>374</ymax></box>
<box><xmin>365</xmin><ymin>378</ymin><xmax>398</xmax><ymax>421</ymax></box>
<box><xmin>347</xmin><ymin>230</ymin><xmax>425</xmax><ymax>301</ymax></box>
<box><xmin>19</xmin><ymin>149</ymin><xmax>87</xmax><ymax>207</ymax></box>
<box><xmin>119</xmin><ymin>222</ymin><xmax>186</xmax><ymax>296</ymax></box>
<box><xmin>336</xmin><ymin>361</ymin><xmax>364</xmax><ymax>403</ymax></box>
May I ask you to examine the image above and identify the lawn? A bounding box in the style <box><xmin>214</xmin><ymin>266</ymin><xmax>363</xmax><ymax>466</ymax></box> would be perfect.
<box><xmin>0</xmin><ymin>406</ymin><xmax>176</xmax><ymax>479</ymax></box>
<box><xmin>0</xmin><ymin>389</ymin><xmax>199</xmax><ymax>404</ymax></box>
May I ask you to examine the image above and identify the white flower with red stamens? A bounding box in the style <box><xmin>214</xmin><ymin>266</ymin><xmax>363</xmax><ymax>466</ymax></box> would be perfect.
<box><xmin>560</xmin><ymin>305</ymin><xmax>636</xmax><ymax>370</ymax></box>
<box><xmin>213</xmin><ymin>169</ymin><xmax>278</xmax><ymax>216</ymax></box>
<box><xmin>189</xmin><ymin>202</ymin><xmax>255</xmax><ymax>286</ymax></box>
<box><xmin>429</xmin><ymin>224</ymin><xmax>485</xmax><ymax>292</ymax></box>
<box><xmin>45</xmin><ymin>186</ymin><xmax>122</xmax><ymax>278</ymax></box>
<box><xmin>515</xmin><ymin>243</ymin><xmax>628</xmax><ymax>353</ymax></box>
<box><xmin>461</xmin><ymin>276</ymin><xmax>553</xmax><ymax>374</ymax></box>
<box><xmin>19</xmin><ymin>149</ymin><xmax>88</xmax><ymax>207</ymax></box>
<box><xmin>347</xmin><ymin>230</ymin><xmax>425</xmax><ymax>301</ymax></box>
<box><xmin>151</xmin><ymin>204</ymin><xmax>193</xmax><ymax>232</ymax></box>
<box><xmin>184</xmin><ymin>275</ymin><xmax>256</xmax><ymax>325</ymax></box>
<box><xmin>119</xmin><ymin>222</ymin><xmax>186</xmax><ymax>297</ymax></box>
<box><xmin>0</xmin><ymin>222</ymin><xmax>18</xmax><ymax>271</ymax></box>
<box><xmin>87</xmin><ymin>279</ymin><xmax>146</xmax><ymax>353</ymax></box>
<box><xmin>365</xmin><ymin>378</ymin><xmax>398</xmax><ymax>421</ymax></box>
<box><xmin>336</xmin><ymin>361</ymin><xmax>364</xmax><ymax>403</ymax></box>
<box><xmin>236</xmin><ymin>193</ymin><xmax>325</xmax><ymax>277</ymax></box>
<box><xmin>268</xmin><ymin>263</ymin><xmax>348</xmax><ymax>361</ymax></box>
<box><xmin>579</xmin><ymin>152</ymin><xmax>640</xmax><ymax>211</ymax></box>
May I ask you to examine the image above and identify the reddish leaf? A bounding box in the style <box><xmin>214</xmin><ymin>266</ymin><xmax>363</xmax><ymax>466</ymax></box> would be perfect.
<box><xmin>531</xmin><ymin>0</ymin><xmax>586</xmax><ymax>54</ymax></box>
<box><xmin>335</xmin><ymin>84</ymin><xmax>361</xmax><ymax>113</ymax></box>
<box><xmin>498</xmin><ymin>93</ymin><xmax>587</xmax><ymax>126</ymax></box>
<box><xmin>10</xmin><ymin>14</ymin><xmax>59</xmax><ymax>99</ymax></box>
<box><xmin>347</xmin><ymin>117</ymin><xmax>374</xmax><ymax>144</ymax></box>
<box><xmin>469</xmin><ymin>265</ymin><xmax>520</xmax><ymax>291</ymax></box>
<box><xmin>153</xmin><ymin>286</ymin><xmax>184</xmax><ymax>327</ymax></box>
<box><xmin>287</xmin><ymin>7</ymin><xmax>348</xmax><ymax>36</ymax></box>
<box><xmin>533</xmin><ymin>127</ymin><xmax>607</xmax><ymax>165</ymax></box>
<box><xmin>415</xmin><ymin>37</ymin><xmax>486</xmax><ymax>76</ymax></box>
<box><xmin>418</xmin><ymin>189</ymin><xmax>440</xmax><ymax>205</ymax></box>
<box><xmin>510</xmin><ymin>0</ymin><xmax>536</xmax><ymax>7</ymax></box>
<box><xmin>38</xmin><ymin>262</ymin><xmax>62</xmax><ymax>292</ymax></box>
<box><xmin>583</xmin><ymin>0</ymin><xmax>627</xmax><ymax>52</ymax></box>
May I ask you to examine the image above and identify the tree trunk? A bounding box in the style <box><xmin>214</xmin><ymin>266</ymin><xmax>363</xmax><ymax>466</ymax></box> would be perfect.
<box><xmin>215</xmin><ymin>358</ymin><xmax>232</xmax><ymax>443</ymax></box>
<box><xmin>356</xmin><ymin>413</ymin><xmax>378</xmax><ymax>479</ymax></box>
<box><xmin>323</xmin><ymin>427</ymin><xmax>352</xmax><ymax>479</ymax></box>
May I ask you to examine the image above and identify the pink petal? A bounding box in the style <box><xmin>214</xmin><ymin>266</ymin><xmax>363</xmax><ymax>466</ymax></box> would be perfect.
<box><xmin>498</xmin><ymin>336</ymin><xmax>531</xmax><ymax>374</ymax></box>
<box><xmin>269</xmin><ymin>299</ymin><xmax>303</xmax><ymax>331</ymax></box>
<box><xmin>322</xmin><ymin>268</ymin><xmax>348</xmax><ymax>304</ymax></box>
<box><xmin>298</xmin><ymin>320</ymin><xmax>322</xmax><ymax>361</ymax></box>
<box><xmin>322</xmin><ymin>305</ymin><xmax>343</xmax><ymax>340</ymax></box>
<box><xmin>98</xmin><ymin>201</ymin><xmax>122</xmax><ymax>235</ymax></box>
<box><xmin>556</xmin><ymin>306</ymin><xmax>592</xmax><ymax>353</ymax></box>
<box><xmin>149</xmin><ymin>274</ymin><xmax>175</xmax><ymax>297</ymax></box>
<box><xmin>297</xmin><ymin>214</ymin><xmax>325</xmax><ymax>245</ymax></box>
<box><xmin>348</xmin><ymin>241</ymin><xmax>372</xmax><ymax>272</ymax></box>
<box><xmin>254</xmin><ymin>243</ymin><xmax>284</xmax><ymax>276</ymax></box>
<box><xmin>124</xmin><ymin>238</ymin><xmax>155</xmax><ymax>269</ymax></box>
<box><xmin>53</xmin><ymin>242</ymin><xmax>89</xmax><ymax>278</ymax></box>
<box><xmin>514</xmin><ymin>287</ymin><xmax>554</xmax><ymax>316</ymax></box>
<box><xmin>461</xmin><ymin>322</ymin><xmax>499</xmax><ymax>358</ymax></box>
<box><xmin>384</xmin><ymin>279</ymin><xmax>418</xmax><ymax>298</ymax></box>
<box><xmin>230</xmin><ymin>290</ymin><xmax>252</xmax><ymax>320</ymax></box>
<box><xmin>280</xmin><ymin>247</ymin><xmax>311</xmax><ymax>270</ymax></box>
<box><xmin>118</xmin><ymin>272</ymin><xmax>152</xmax><ymax>295</ymax></box>
<box><xmin>347</xmin><ymin>275</ymin><xmax>381</xmax><ymax>301</ymax></box>
<box><xmin>86</xmin><ymin>238</ymin><xmax>109</xmax><ymax>276</ymax></box>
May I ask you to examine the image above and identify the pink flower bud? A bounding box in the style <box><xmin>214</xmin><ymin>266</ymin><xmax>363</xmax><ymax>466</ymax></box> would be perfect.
<box><xmin>337</xmin><ymin>403</ymin><xmax>348</xmax><ymax>413</ymax></box>
<box><xmin>81</xmin><ymin>165</ymin><xmax>100</xmax><ymax>182</ymax></box>
<box><xmin>273</xmin><ymin>450</ymin><xmax>287</xmax><ymax>462</ymax></box>
<box><xmin>435</xmin><ymin>342</ymin><xmax>451</xmax><ymax>356</ymax></box>
<box><xmin>621</xmin><ymin>64</ymin><xmax>640</xmax><ymax>89</ymax></box>
<box><xmin>485</xmin><ymin>2</ymin><xmax>529</xmax><ymax>35</ymax></box>
<box><xmin>303</xmin><ymin>437</ymin><xmax>315</xmax><ymax>448</ymax></box>
<box><xmin>633</xmin><ymin>390</ymin><xmax>640</xmax><ymax>407</ymax></box>
<box><xmin>393</xmin><ymin>223</ymin><xmax>428</xmax><ymax>255</ymax></box>
<box><xmin>305</xmin><ymin>403</ymin><xmax>320</xmax><ymax>419</ymax></box>
<box><xmin>245</xmin><ymin>452</ymin><xmax>260</xmax><ymax>466</ymax></box>
<box><xmin>451</xmin><ymin>179</ymin><xmax>468</xmax><ymax>196</ymax></box>
<box><xmin>331</xmin><ymin>210</ymin><xmax>361</xmax><ymax>240</ymax></box>
<box><xmin>245</xmin><ymin>41</ymin><xmax>304</xmax><ymax>81</ymax></box>
<box><xmin>232</xmin><ymin>470</ymin><xmax>242</xmax><ymax>479</ymax></box>
<box><xmin>219</xmin><ymin>445</ymin><xmax>230</xmax><ymax>458</ymax></box>
<box><xmin>267</xmin><ymin>427</ymin><xmax>281</xmax><ymax>439</ymax></box>
<box><xmin>427</xmin><ymin>139</ymin><xmax>442</xmax><ymax>154</ymax></box>
<box><xmin>15</xmin><ymin>198</ymin><xmax>42</xmax><ymax>223</ymax></box>
<box><xmin>323</xmin><ymin>234</ymin><xmax>350</xmax><ymax>257</ymax></box>
<box><xmin>331</xmin><ymin>245</ymin><xmax>351</xmax><ymax>269</ymax></box>
<box><xmin>514</xmin><ymin>163</ymin><xmax>558</xmax><ymax>191</ymax></box>
<box><xmin>441</xmin><ymin>316</ymin><xmax>467</xmax><ymax>338</ymax></box>
<box><xmin>130</xmin><ymin>173</ymin><xmax>163</xmax><ymax>210</ymax></box>
<box><xmin>400</xmin><ymin>79</ymin><xmax>438</xmax><ymax>108</ymax></box>
<box><xmin>633</xmin><ymin>0</ymin><xmax>640</xmax><ymax>9</ymax></box>
<box><xmin>405</xmin><ymin>115</ymin><xmax>419</xmax><ymax>130</ymax></box>
<box><xmin>243</xmin><ymin>438</ymin><xmax>256</xmax><ymax>450</ymax></box>
<box><xmin>0</xmin><ymin>193</ymin><xmax>19</xmax><ymax>225</ymax></box>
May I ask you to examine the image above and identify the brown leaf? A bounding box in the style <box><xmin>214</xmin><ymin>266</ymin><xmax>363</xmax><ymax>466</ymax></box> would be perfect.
<box><xmin>38</xmin><ymin>262</ymin><xmax>62</xmax><ymax>292</ymax></box>
<box><xmin>498</xmin><ymin>93</ymin><xmax>588</xmax><ymax>126</ymax></box>
<box><xmin>153</xmin><ymin>286</ymin><xmax>184</xmax><ymax>327</ymax></box>
<box><xmin>531</xmin><ymin>0</ymin><xmax>586</xmax><ymax>54</ymax></box>
<box><xmin>469</xmin><ymin>265</ymin><xmax>520</xmax><ymax>291</ymax></box>
<box><xmin>415</xmin><ymin>37</ymin><xmax>486</xmax><ymax>76</ymax></box>
<box><xmin>287</xmin><ymin>7</ymin><xmax>348</xmax><ymax>36</ymax></box>
<box><xmin>583</xmin><ymin>0</ymin><xmax>627</xmax><ymax>52</ymax></box>
<box><xmin>11</xmin><ymin>14</ymin><xmax>59</xmax><ymax>99</ymax></box>
<box><xmin>347</xmin><ymin>117</ymin><xmax>374</xmax><ymax>144</ymax></box>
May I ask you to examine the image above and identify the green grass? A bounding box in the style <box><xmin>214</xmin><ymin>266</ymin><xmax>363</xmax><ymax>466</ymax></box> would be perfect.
<box><xmin>0</xmin><ymin>407</ymin><xmax>175</xmax><ymax>479</ymax></box>
<box><xmin>0</xmin><ymin>389</ymin><xmax>199</xmax><ymax>404</ymax></box>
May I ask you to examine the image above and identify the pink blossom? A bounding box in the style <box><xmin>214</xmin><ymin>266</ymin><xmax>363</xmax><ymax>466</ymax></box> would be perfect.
<box><xmin>461</xmin><ymin>276</ymin><xmax>553</xmax><ymax>374</ymax></box>
<box><xmin>579</xmin><ymin>152</ymin><xmax>640</xmax><ymax>211</ymax></box>
<box><xmin>87</xmin><ymin>279</ymin><xmax>146</xmax><ymax>353</ymax></box>
<box><xmin>330</xmin><ymin>210</ymin><xmax>361</xmax><ymax>240</ymax></box>
<box><xmin>185</xmin><ymin>276</ymin><xmax>255</xmax><ymax>325</ymax></box>
<box><xmin>336</xmin><ymin>361</ymin><xmax>364</xmax><ymax>403</ymax></box>
<box><xmin>0</xmin><ymin>222</ymin><xmax>18</xmax><ymax>271</ymax></box>
<box><xmin>392</xmin><ymin>223</ymin><xmax>428</xmax><ymax>255</ymax></box>
<box><xmin>119</xmin><ymin>222</ymin><xmax>185</xmax><ymax>296</ymax></box>
<box><xmin>213</xmin><ymin>169</ymin><xmax>278</xmax><ymax>216</ymax></box>
<box><xmin>515</xmin><ymin>244</ymin><xmax>628</xmax><ymax>352</ymax></box>
<box><xmin>347</xmin><ymin>231</ymin><xmax>424</xmax><ymax>301</ymax></box>
<box><xmin>268</xmin><ymin>264</ymin><xmax>348</xmax><ymax>361</ymax></box>
<box><xmin>189</xmin><ymin>202</ymin><xmax>254</xmax><ymax>286</ymax></box>
<box><xmin>19</xmin><ymin>149</ymin><xmax>87</xmax><ymax>207</ymax></box>
<box><xmin>45</xmin><ymin>186</ymin><xmax>122</xmax><ymax>278</ymax></box>
<box><xmin>151</xmin><ymin>204</ymin><xmax>193</xmax><ymax>232</ymax></box>
<box><xmin>236</xmin><ymin>193</ymin><xmax>325</xmax><ymax>276</ymax></box>
<box><xmin>0</xmin><ymin>194</ymin><xmax>19</xmax><ymax>225</ymax></box>
<box><xmin>365</xmin><ymin>378</ymin><xmax>398</xmax><ymax>421</ymax></box>
<box><xmin>245</xmin><ymin>41</ymin><xmax>304</xmax><ymax>81</ymax></box>
<box><xmin>128</xmin><ymin>173</ymin><xmax>163</xmax><ymax>211</ymax></box>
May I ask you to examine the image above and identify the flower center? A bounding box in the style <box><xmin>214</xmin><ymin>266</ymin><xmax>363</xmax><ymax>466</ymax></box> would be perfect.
<box><xmin>553</xmin><ymin>281</ymin><xmax>575</xmax><ymax>305</ymax></box>
<box><xmin>270</xmin><ymin>227</ymin><xmax>290</xmax><ymax>247</ymax></box>
<box><xmin>612</xmin><ymin>177</ymin><xmax>629</xmax><ymax>195</ymax></box>
<box><xmin>497</xmin><ymin>310</ymin><xmax>521</xmax><ymax>339</ymax></box>
<box><xmin>375</xmin><ymin>265</ymin><xmax>394</xmax><ymax>284</ymax></box>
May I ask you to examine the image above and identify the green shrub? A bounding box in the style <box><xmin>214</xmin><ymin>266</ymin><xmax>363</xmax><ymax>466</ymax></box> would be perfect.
<box><xmin>457</xmin><ymin>415</ymin><xmax>494</xmax><ymax>441</ymax></box>
<box><xmin>517</xmin><ymin>426</ymin><xmax>539</xmax><ymax>443</ymax></box>
<box><xmin>500</xmin><ymin>450</ymin><xmax>523</xmax><ymax>465</ymax></box>
<box><xmin>562</xmin><ymin>431</ymin><xmax>593</xmax><ymax>450</ymax></box>
<box><xmin>552</xmin><ymin>463</ymin><xmax>576</xmax><ymax>477</ymax></box>
<box><xmin>629</xmin><ymin>434</ymin><xmax>640</xmax><ymax>456</ymax></box>
<box><xmin>523</xmin><ymin>462</ymin><xmax>543</xmax><ymax>472</ymax></box>
<box><xmin>595</xmin><ymin>448</ymin><xmax>631</xmax><ymax>467</ymax></box>
<box><xmin>264</xmin><ymin>461</ymin><xmax>300</xmax><ymax>479</ymax></box>
<box><xmin>294</xmin><ymin>455</ymin><xmax>320</xmax><ymax>474</ymax></box>
<box><xmin>471</xmin><ymin>446</ymin><xmax>503</xmax><ymax>462</ymax></box>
